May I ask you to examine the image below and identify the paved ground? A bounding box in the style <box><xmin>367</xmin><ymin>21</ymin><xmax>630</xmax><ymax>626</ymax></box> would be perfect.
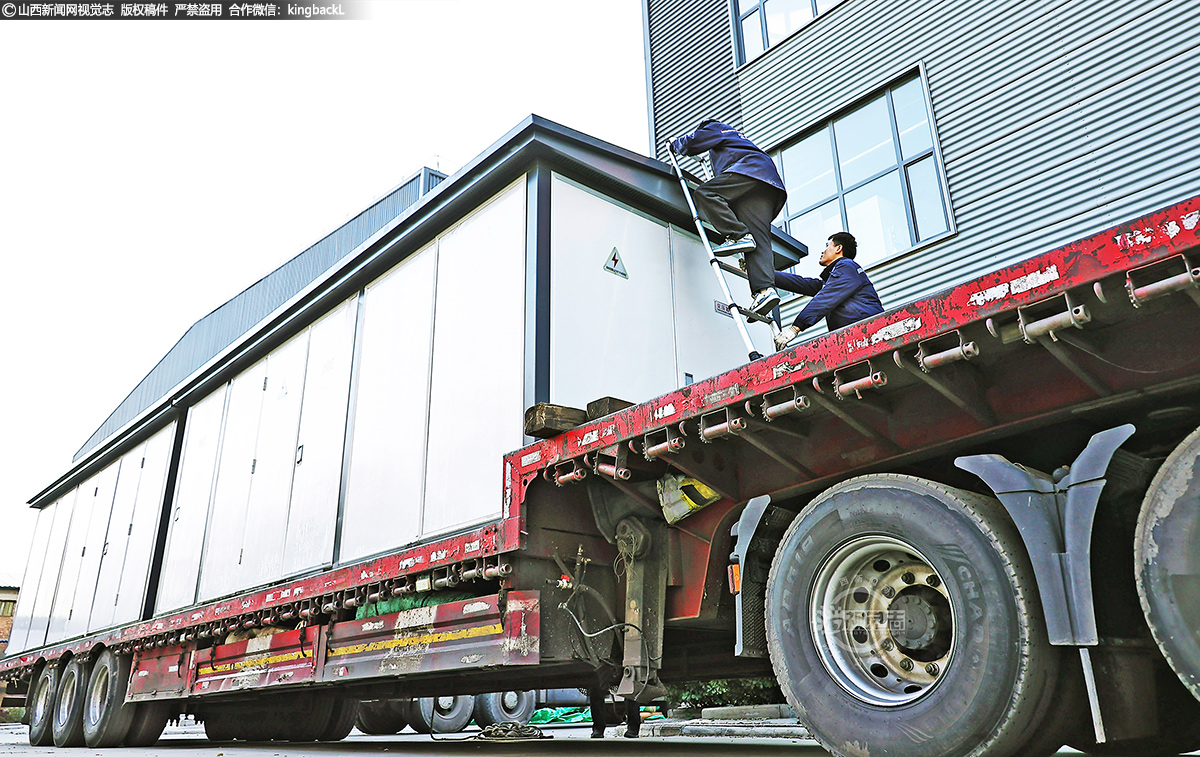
<box><xmin>0</xmin><ymin>720</ymin><xmax>830</xmax><ymax>756</ymax></box>
<box><xmin>0</xmin><ymin>719</ymin><xmax>1175</xmax><ymax>756</ymax></box>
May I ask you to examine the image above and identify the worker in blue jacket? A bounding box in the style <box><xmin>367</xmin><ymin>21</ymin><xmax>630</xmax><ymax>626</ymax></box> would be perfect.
<box><xmin>670</xmin><ymin>119</ymin><xmax>788</xmax><ymax>317</ymax></box>
<box><xmin>773</xmin><ymin>232</ymin><xmax>884</xmax><ymax>350</ymax></box>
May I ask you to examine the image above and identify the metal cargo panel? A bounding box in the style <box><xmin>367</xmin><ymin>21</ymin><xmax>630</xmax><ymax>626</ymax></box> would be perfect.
<box><xmin>24</xmin><ymin>489</ymin><xmax>76</xmax><ymax>649</ymax></box>
<box><xmin>47</xmin><ymin>464</ymin><xmax>114</xmax><ymax>643</ymax></box>
<box><xmin>77</xmin><ymin>167</ymin><xmax>446</xmax><ymax>462</ymax></box>
<box><xmin>89</xmin><ymin>441</ymin><xmax>146</xmax><ymax>632</ymax></box>
<box><xmin>158</xmin><ymin>386</ymin><xmax>228</xmax><ymax>613</ymax></box>
<box><xmin>548</xmin><ymin>176</ymin><xmax>677</xmax><ymax>409</ymax></box>
<box><xmin>423</xmin><ymin>182</ymin><xmax>526</xmax><ymax>536</ymax></box>
<box><xmin>240</xmin><ymin>333</ymin><xmax>308</xmax><ymax>591</ymax></box>
<box><xmin>112</xmin><ymin>422</ymin><xmax>176</xmax><ymax>627</ymax></box>
<box><xmin>5</xmin><ymin>505</ymin><xmax>56</xmax><ymax>655</ymax></box>
<box><xmin>669</xmin><ymin>224</ymin><xmax>775</xmax><ymax>382</ymax></box>
<box><xmin>199</xmin><ymin>360</ymin><xmax>267</xmax><ymax>602</ymax></box>
<box><xmin>339</xmin><ymin>245</ymin><xmax>435</xmax><ymax>564</ymax></box>
<box><xmin>281</xmin><ymin>297</ymin><xmax>357</xmax><ymax>576</ymax></box>
<box><xmin>59</xmin><ymin>462</ymin><xmax>121</xmax><ymax>641</ymax></box>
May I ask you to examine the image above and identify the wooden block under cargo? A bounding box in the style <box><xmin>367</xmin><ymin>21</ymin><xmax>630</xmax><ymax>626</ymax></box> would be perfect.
<box><xmin>587</xmin><ymin>396</ymin><xmax>634</xmax><ymax>420</ymax></box>
<box><xmin>524</xmin><ymin>402</ymin><xmax>590</xmax><ymax>438</ymax></box>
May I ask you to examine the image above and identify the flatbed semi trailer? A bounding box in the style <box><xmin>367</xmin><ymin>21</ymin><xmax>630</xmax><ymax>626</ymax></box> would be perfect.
<box><xmin>2</xmin><ymin>165</ymin><xmax>1199</xmax><ymax>754</ymax></box>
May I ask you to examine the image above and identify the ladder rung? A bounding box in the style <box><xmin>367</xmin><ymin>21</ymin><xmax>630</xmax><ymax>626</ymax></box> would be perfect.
<box><xmin>731</xmin><ymin>305</ymin><xmax>775</xmax><ymax>325</ymax></box>
<box><xmin>716</xmin><ymin>260</ymin><xmax>748</xmax><ymax>280</ymax></box>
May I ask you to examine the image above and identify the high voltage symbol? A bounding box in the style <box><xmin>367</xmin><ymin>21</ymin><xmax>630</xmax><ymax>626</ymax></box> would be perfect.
<box><xmin>604</xmin><ymin>247</ymin><xmax>628</xmax><ymax>279</ymax></box>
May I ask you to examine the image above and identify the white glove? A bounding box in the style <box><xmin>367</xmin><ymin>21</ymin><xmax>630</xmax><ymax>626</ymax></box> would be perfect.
<box><xmin>774</xmin><ymin>325</ymin><xmax>800</xmax><ymax>351</ymax></box>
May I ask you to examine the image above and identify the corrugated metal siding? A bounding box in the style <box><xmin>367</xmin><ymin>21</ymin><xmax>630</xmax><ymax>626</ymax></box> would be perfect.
<box><xmin>75</xmin><ymin>168</ymin><xmax>448</xmax><ymax>462</ymax></box>
<box><xmin>646</xmin><ymin>0</ymin><xmax>743</xmax><ymax>162</ymax></box>
<box><xmin>734</xmin><ymin>0</ymin><xmax>1200</xmax><ymax>321</ymax></box>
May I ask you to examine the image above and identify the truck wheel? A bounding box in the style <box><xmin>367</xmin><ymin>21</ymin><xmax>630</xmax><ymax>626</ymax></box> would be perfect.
<box><xmin>356</xmin><ymin>699</ymin><xmax>409</xmax><ymax>734</ymax></box>
<box><xmin>279</xmin><ymin>694</ymin><xmax>334</xmax><ymax>741</ymax></box>
<box><xmin>765</xmin><ymin>474</ymin><xmax>1065</xmax><ymax>757</ymax></box>
<box><xmin>83</xmin><ymin>649</ymin><xmax>136</xmax><ymax>747</ymax></box>
<box><xmin>319</xmin><ymin>697</ymin><xmax>360</xmax><ymax>741</ymax></box>
<box><xmin>124</xmin><ymin>700</ymin><xmax>171</xmax><ymax>746</ymax></box>
<box><xmin>473</xmin><ymin>690</ymin><xmax>536</xmax><ymax>726</ymax></box>
<box><xmin>27</xmin><ymin>663</ymin><xmax>59</xmax><ymax>746</ymax></box>
<box><xmin>52</xmin><ymin>656</ymin><xmax>89</xmax><ymax>747</ymax></box>
<box><xmin>1136</xmin><ymin>424</ymin><xmax>1200</xmax><ymax>702</ymax></box>
<box><xmin>404</xmin><ymin>695</ymin><xmax>474</xmax><ymax>734</ymax></box>
<box><xmin>202</xmin><ymin>709</ymin><xmax>237</xmax><ymax>741</ymax></box>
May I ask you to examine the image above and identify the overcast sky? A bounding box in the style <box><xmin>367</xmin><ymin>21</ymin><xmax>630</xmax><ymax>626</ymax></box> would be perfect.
<box><xmin>0</xmin><ymin>1</ymin><xmax>650</xmax><ymax>582</ymax></box>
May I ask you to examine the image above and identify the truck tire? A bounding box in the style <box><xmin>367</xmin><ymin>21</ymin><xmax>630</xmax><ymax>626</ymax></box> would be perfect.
<box><xmin>51</xmin><ymin>656</ymin><xmax>89</xmax><ymax>747</ymax></box>
<box><xmin>355</xmin><ymin>699</ymin><xmax>409</xmax><ymax>734</ymax></box>
<box><xmin>765</xmin><ymin>474</ymin><xmax>1067</xmax><ymax>757</ymax></box>
<box><xmin>278</xmin><ymin>694</ymin><xmax>334</xmax><ymax>741</ymax></box>
<box><xmin>473</xmin><ymin>690</ymin><xmax>536</xmax><ymax>726</ymax></box>
<box><xmin>27</xmin><ymin>663</ymin><xmax>59</xmax><ymax>746</ymax></box>
<box><xmin>124</xmin><ymin>700</ymin><xmax>170</xmax><ymax>746</ymax></box>
<box><xmin>83</xmin><ymin>649</ymin><xmax>136</xmax><ymax>747</ymax></box>
<box><xmin>1136</xmin><ymin>424</ymin><xmax>1200</xmax><ymax>703</ymax></box>
<box><xmin>319</xmin><ymin>697</ymin><xmax>360</xmax><ymax>741</ymax></box>
<box><xmin>404</xmin><ymin>695</ymin><xmax>474</xmax><ymax>734</ymax></box>
<box><xmin>203</xmin><ymin>709</ymin><xmax>237</xmax><ymax>741</ymax></box>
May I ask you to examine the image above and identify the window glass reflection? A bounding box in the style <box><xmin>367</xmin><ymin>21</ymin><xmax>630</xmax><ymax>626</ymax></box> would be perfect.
<box><xmin>741</xmin><ymin>11</ymin><xmax>765</xmax><ymax>60</ymax></box>
<box><xmin>907</xmin><ymin>157</ymin><xmax>948</xmax><ymax>240</ymax></box>
<box><xmin>781</xmin><ymin>127</ymin><xmax>837</xmax><ymax>215</ymax></box>
<box><xmin>834</xmin><ymin>96</ymin><xmax>896</xmax><ymax>188</ymax></box>
<box><xmin>892</xmin><ymin>78</ymin><xmax>934</xmax><ymax>160</ymax></box>
<box><xmin>765</xmin><ymin>0</ymin><xmax>813</xmax><ymax>45</ymax></box>
<box><xmin>845</xmin><ymin>171</ymin><xmax>909</xmax><ymax>267</ymax></box>
<box><xmin>787</xmin><ymin>199</ymin><xmax>843</xmax><ymax>266</ymax></box>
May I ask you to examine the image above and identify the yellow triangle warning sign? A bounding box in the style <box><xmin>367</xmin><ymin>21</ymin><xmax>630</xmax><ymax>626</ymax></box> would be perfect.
<box><xmin>604</xmin><ymin>247</ymin><xmax>628</xmax><ymax>279</ymax></box>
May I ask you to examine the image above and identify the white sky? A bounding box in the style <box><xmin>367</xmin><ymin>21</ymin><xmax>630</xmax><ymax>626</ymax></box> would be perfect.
<box><xmin>0</xmin><ymin>1</ymin><xmax>650</xmax><ymax>582</ymax></box>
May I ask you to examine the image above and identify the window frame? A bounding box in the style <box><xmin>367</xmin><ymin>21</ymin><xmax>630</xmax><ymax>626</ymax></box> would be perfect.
<box><xmin>772</xmin><ymin>67</ymin><xmax>955</xmax><ymax>276</ymax></box>
<box><xmin>732</xmin><ymin>0</ymin><xmax>845</xmax><ymax>66</ymax></box>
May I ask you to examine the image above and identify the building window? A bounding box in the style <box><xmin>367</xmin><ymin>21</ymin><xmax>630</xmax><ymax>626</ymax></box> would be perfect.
<box><xmin>0</xmin><ymin>600</ymin><xmax>14</xmax><ymax>617</ymax></box>
<box><xmin>734</xmin><ymin>0</ymin><xmax>839</xmax><ymax>63</ymax></box>
<box><xmin>774</xmin><ymin>75</ymin><xmax>951</xmax><ymax>271</ymax></box>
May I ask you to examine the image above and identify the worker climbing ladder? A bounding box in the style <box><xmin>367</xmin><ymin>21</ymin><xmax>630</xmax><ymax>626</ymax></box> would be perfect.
<box><xmin>665</xmin><ymin>145</ymin><xmax>780</xmax><ymax>361</ymax></box>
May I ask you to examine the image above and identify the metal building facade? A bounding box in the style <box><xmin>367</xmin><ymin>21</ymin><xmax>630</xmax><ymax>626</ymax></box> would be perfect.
<box><xmin>645</xmin><ymin>0</ymin><xmax>1200</xmax><ymax>322</ymax></box>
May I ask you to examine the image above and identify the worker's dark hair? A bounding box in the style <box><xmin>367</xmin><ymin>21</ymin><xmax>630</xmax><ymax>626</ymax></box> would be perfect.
<box><xmin>829</xmin><ymin>231</ymin><xmax>857</xmax><ymax>259</ymax></box>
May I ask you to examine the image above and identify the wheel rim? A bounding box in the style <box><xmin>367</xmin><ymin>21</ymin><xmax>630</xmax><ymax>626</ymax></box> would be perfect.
<box><xmin>435</xmin><ymin>696</ymin><xmax>456</xmax><ymax>715</ymax></box>
<box><xmin>810</xmin><ymin>535</ymin><xmax>955</xmax><ymax>707</ymax></box>
<box><xmin>87</xmin><ymin>664</ymin><xmax>110</xmax><ymax>726</ymax></box>
<box><xmin>501</xmin><ymin>691</ymin><xmax>519</xmax><ymax>712</ymax></box>
<box><xmin>33</xmin><ymin>673</ymin><xmax>53</xmax><ymax>725</ymax></box>
<box><xmin>56</xmin><ymin>668</ymin><xmax>77</xmax><ymax>727</ymax></box>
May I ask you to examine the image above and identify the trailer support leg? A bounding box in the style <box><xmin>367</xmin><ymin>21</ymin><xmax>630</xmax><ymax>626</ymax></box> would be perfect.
<box><xmin>614</xmin><ymin>518</ymin><xmax>667</xmax><ymax>704</ymax></box>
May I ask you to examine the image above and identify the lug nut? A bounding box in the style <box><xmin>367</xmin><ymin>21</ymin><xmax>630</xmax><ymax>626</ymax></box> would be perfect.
<box><xmin>926</xmin><ymin>663</ymin><xmax>940</xmax><ymax>677</ymax></box>
<box><xmin>901</xmin><ymin>572</ymin><xmax>915</xmax><ymax>584</ymax></box>
<box><xmin>926</xmin><ymin>575</ymin><xmax>941</xmax><ymax>587</ymax></box>
<box><xmin>882</xmin><ymin>586</ymin><xmax>896</xmax><ymax>599</ymax></box>
<box><xmin>900</xmin><ymin>658</ymin><xmax>914</xmax><ymax>672</ymax></box>
<box><xmin>881</xmin><ymin>638</ymin><xmax>894</xmax><ymax>652</ymax></box>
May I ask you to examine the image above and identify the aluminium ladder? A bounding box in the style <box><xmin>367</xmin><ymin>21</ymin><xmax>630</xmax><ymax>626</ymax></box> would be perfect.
<box><xmin>666</xmin><ymin>145</ymin><xmax>780</xmax><ymax>361</ymax></box>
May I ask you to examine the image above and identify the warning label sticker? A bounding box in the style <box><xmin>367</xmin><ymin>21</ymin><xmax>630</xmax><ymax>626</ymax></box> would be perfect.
<box><xmin>604</xmin><ymin>247</ymin><xmax>628</xmax><ymax>279</ymax></box>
